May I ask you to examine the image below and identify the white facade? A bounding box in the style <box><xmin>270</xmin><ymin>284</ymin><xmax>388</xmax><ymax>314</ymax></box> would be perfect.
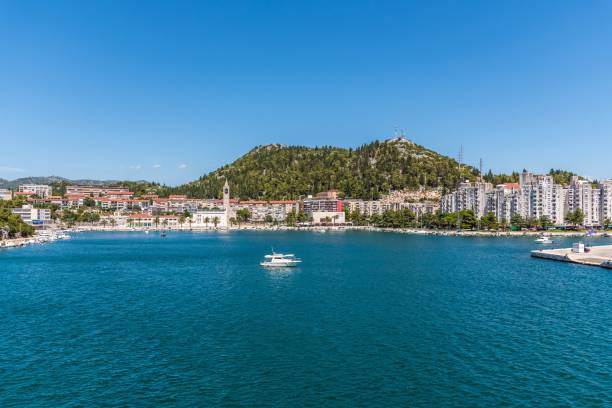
<box><xmin>440</xmin><ymin>181</ymin><xmax>493</xmax><ymax>218</ymax></box>
<box><xmin>600</xmin><ymin>180</ymin><xmax>612</xmax><ymax>224</ymax></box>
<box><xmin>312</xmin><ymin>211</ymin><xmax>345</xmax><ymax>224</ymax></box>
<box><xmin>441</xmin><ymin>171</ymin><xmax>612</xmax><ymax>227</ymax></box>
<box><xmin>18</xmin><ymin>184</ymin><xmax>52</xmax><ymax>198</ymax></box>
<box><xmin>11</xmin><ymin>205</ymin><xmax>51</xmax><ymax>225</ymax></box>
<box><xmin>234</xmin><ymin>201</ymin><xmax>298</xmax><ymax>222</ymax></box>
<box><xmin>0</xmin><ymin>189</ymin><xmax>12</xmax><ymax>200</ymax></box>
<box><xmin>566</xmin><ymin>176</ymin><xmax>599</xmax><ymax>226</ymax></box>
<box><xmin>191</xmin><ymin>209</ymin><xmax>228</xmax><ymax>228</ymax></box>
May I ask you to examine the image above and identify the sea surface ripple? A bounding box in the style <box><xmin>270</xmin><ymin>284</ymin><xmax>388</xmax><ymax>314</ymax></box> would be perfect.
<box><xmin>1</xmin><ymin>231</ymin><xmax>610</xmax><ymax>406</ymax></box>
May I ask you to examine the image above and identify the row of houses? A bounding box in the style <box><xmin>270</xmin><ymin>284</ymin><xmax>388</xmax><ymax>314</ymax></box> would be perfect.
<box><xmin>441</xmin><ymin>171</ymin><xmax>612</xmax><ymax>227</ymax></box>
<box><xmin>6</xmin><ymin>183</ymin><xmax>442</xmax><ymax>227</ymax></box>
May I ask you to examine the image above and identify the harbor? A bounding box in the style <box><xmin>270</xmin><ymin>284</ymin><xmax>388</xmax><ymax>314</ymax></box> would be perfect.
<box><xmin>531</xmin><ymin>243</ymin><xmax>612</xmax><ymax>269</ymax></box>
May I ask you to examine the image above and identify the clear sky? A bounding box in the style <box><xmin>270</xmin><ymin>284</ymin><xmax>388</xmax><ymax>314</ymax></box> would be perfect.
<box><xmin>1</xmin><ymin>1</ymin><xmax>611</xmax><ymax>185</ymax></box>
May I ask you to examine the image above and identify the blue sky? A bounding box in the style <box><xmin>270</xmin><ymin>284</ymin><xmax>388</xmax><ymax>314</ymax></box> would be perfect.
<box><xmin>1</xmin><ymin>1</ymin><xmax>611</xmax><ymax>185</ymax></box>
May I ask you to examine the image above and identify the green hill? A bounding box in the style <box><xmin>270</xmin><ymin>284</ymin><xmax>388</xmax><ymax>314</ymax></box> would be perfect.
<box><xmin>166</xmin><ymin>137</ymin><xmax>479</xmax><ymax>200</ymax></box>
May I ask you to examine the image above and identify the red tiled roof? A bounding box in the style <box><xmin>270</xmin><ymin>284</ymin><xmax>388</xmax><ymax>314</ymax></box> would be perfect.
<box><xmin>239</xmin><ymin>200</ymin><xmax>268</xmax><ymax>205</ymax></box>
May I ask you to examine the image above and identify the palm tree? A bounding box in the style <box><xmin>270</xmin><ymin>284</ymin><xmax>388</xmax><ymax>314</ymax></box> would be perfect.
<box><xmin>110</xmin><ymin>218</ymin><xmax>117</xmax><ymax>228</ymax></box>
<box><xmin>101</xmin><ymin>219</ymin><xmax>108</xmax><ymax>229</ymax></box>
<box><xmin>213</xmin><ymin>216</ymin><xmax>219</xmax><ymax>229</ymax></box>
<box><xmin>188</xmin><ymin>215</ymin><xmax>193</xmax><ymax>230</ymax></box>
<box><xmin>162</xmin><ymin>218</ymin><xmax>169</xmax><ymax>229</ymax></box>
<box><xmin>204</xmin><ymin>217</ymin><xmax>210</xmax><ymax>228</ymax></box>
<box><xmin>179</xmin><ymin>214</ymin><xmax>186</xmax><ymax>230</ymax></box>
<box><xmin>154</xmin><ymin>216</ymin><xmax>160</xmax><ymax>229</ymax></box>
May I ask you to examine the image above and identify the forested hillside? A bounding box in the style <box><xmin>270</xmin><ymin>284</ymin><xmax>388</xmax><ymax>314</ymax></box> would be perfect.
<box><xmin>164</xmin><ymin>138</ymin><xmax>479</xmax><ymax>200</ymax></box>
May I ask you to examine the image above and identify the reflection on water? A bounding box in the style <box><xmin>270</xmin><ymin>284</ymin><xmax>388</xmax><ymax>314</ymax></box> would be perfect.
<box><xmin>264</xmin><ymin>266</ymin><xmax>300</xmax><ymax>278</ymax></box>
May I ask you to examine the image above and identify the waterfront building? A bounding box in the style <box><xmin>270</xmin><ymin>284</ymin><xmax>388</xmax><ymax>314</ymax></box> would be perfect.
<box><xmin>566</xmin><ymin>176</ymin><xmax>599</xmax><ymax>227</ymax></box>
<box><xmin>517</xmin><ymin>172</ymin><xmax>566</xmax><ymax>225</ymax></box>
<box><xmin>440</xmin><ymin>181</ymin><xmax>492</xmax><ymax>218</ymax></box>
<box><xmin>127</xmin><ymin>213</ymin><xmax>180</xmax><ymax>228</ymax></box>
<box><xmin>441</xmin><ymin>170</ymin><xmax>612</xmax><ymax>227</ymax></box>
<box><xmin>18</xmin><ymin>184</ymin><xmax>52</xmax><ymax>198</ymax></box>
<box><xmin>600</xmin><ymin>180</ymin><xmax>612</xmax><ymax>224</ymax></box>
<box><xmin>191</xmin><ymin>209</ymin><xmax>228</xmax><ymax>228</ymax></box>
<box><xmin>99</xmin><ymin>214</ymin><xmax>128</xmax><ymax>228</ymax></box>
<box><xmin>311</xmin><ymin>211</ymin><xmax>346</xmax><ymax>225</ymax></box>
<box><xmin>344</xmin><ymin>199</ymin><xmax>390</xmax><ymax>217</ymax></box>
<box><xmin>303</xmin><ymin>191</ymin><xmax>343</xmax><ymax>216</ymax></box>
<box><xmin>11</xmin><ymin>205</ymin><xmax>51</xmax><ymax>226</ymax></box>
<box><xmin>234</xmin><ymin>200</ymin><xmax>298</xmax><ymax>222</ymax></box>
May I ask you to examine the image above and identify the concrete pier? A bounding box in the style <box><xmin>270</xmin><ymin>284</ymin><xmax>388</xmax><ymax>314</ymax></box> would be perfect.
<box><xmin>531</xmin><ymin>244</ymin><xmax>612</xmax><ymax>269</ymax></box>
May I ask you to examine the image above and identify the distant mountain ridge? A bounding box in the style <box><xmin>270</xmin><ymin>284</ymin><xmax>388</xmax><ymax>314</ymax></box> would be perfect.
<box><xmin>0</xmin><ymin>176</ymin><xmax>149</xmax><ymax>190</ymax></box>
<box><xmin>165</xmin><ymin>137</ymin><xmax>480</xmax><ymax>200</ymax></box>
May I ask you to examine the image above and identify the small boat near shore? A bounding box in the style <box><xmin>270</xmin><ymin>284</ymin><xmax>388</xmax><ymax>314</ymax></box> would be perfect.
<box><xmin>535</xmin><ymin>236</ymin><xmax>553</xmax><ymax>244</ymax></box>
<box><xmin>260</xmin><ymin>253</ymin><xmax>302</xmax><ymax>267</ymax></box>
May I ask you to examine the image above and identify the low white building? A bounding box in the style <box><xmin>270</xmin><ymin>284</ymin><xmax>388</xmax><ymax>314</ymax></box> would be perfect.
<box><xmin>11</xmin><ymin>205</ymin><xmax>51</xmax><ymax>225</ymax></box>
<box><xmin>191</xmin><ymin>209</ymin><xmax>228</xmax><ymax>228</ymax></box>
<box><xmin>312</xmin><ymin>211</ymin><xmax>345</xmax><ymax>225</ymax></box>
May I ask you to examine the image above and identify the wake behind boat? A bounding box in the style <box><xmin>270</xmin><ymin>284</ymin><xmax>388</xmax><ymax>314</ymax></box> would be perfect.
<box><xmin>260</xmin><ymin>253</ymin><xmax>302</xmax><ymax>267</ymax></box>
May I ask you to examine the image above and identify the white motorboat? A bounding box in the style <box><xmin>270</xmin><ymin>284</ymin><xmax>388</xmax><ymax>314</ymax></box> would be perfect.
<box><xmin>260</xmin><ymin>253</ymin><xmax>302</xmax><ymax>267</ymax></box>
<box><xmin>535</xmin><ymin>236</ymin><xmax>553</xmax><ymax>244</ymax></box>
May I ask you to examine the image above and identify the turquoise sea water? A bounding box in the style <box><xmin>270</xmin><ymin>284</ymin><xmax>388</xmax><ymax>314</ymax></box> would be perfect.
<box><xmin>1</xmin><ymin>231</ymin><xmax>610</xmax><ymax>406</ymax></box>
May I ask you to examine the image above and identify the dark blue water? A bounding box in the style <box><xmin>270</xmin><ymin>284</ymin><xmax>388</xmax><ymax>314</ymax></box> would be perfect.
<box><xmin>1</xmin><ymin>231</ymin><xmax>610</xmax><ymax>406</ymax></box>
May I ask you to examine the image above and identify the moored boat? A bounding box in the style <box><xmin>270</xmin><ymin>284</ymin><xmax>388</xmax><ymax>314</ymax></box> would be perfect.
<box><xmin>535</xmin><ymin>236</ymin><xmax>553</xmax><ymax>244</ymax></box>
<box><xmin>260</xmin><ymin>253</ymin><xmax>302</xmax><ymax>267</ymax></box>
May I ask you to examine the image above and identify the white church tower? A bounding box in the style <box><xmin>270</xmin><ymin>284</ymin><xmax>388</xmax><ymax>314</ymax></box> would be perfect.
<box><xmin>223</xmin><ymin>179</ymin><xmax>231</xmax><ymax>227</ymax></box>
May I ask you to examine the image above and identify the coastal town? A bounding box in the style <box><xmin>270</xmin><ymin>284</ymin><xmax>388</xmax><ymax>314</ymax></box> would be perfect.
<box><xmin>1</xmin><ymin>168</ymin><xmax>612</xmax><ymax>247</ymax></box>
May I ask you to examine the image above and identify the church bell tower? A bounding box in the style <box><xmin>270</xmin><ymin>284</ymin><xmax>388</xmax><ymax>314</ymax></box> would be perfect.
<box><xmin>223</xmin><ymin>180</ymin><xmax>231</xmax><ymax>227</ymax></box>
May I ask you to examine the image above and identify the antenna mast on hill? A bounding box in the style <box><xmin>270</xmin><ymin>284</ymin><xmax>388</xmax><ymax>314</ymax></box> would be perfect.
<box><xmin>479</xmin><ymin>158</ymin><xmax>483</xmax><ymax>182</ymax></box>
<box><xmin>458</xmin><ymin>145</ymin><xmax>464</xmax><ymax>175</ymax></box>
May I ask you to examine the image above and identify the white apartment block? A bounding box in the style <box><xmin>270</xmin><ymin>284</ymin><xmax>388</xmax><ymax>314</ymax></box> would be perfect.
<box><xmin>440</xmin><ymin>181</ymin><xmax>493</xmax><ymax>218</ymax></box>
<box><xmin>344</xmin><ymin>199</ymin><xmax>438</xmax><ymax>219</ymax></box>
<box><xmin>234</xmin><ymin>200</ymin><xmax>298</xmax><ymax>222</ymax></box>
<box><xmin>600</xmin><ymin>180</ymin><xmax>612</xmax><ymax>224</ymax></box>
<box><xmin>18</xmin><ymin>184</ymin><xmax>52</xmax><ymax>198</ymax></box>
<box><xmin>11</xmin><ymin>205</ymin><xmax>51</xmax><ymax>225</ymax></box>
<box><xmin>566</xmin><ymin>176</ymin><xmax>603</xmax><ymax>227</ymax></box>
<box><xmin>441</xmin><ymin>171</ymin><xmax>612</xmax><ymax>227</ymax></box>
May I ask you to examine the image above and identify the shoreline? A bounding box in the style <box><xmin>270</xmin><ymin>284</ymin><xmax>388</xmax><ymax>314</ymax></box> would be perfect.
<box><xmin>69</xmin><ymin>224</ymin><xmax>603</xmax><ymax>238</ymax></box>
<box><xmin>2</xmin><ymin>225</ymin><xmax>606</xmax><ymax>250</ymax></box>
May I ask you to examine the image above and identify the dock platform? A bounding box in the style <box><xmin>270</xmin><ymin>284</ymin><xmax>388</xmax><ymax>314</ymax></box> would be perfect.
<box><xmin>531</xmin><ymin>244</ymin><xmax>612</xmax><ymax>269</ymax></box>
